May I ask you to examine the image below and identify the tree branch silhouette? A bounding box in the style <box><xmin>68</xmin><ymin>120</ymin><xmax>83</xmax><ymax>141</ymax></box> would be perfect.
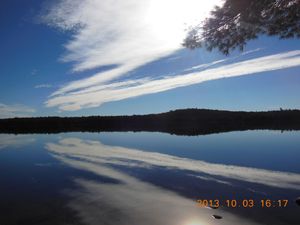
<box><xmin>183</xmin><ymin>0</ymin><xmax>300</xmax><ymax>54</ymax></box>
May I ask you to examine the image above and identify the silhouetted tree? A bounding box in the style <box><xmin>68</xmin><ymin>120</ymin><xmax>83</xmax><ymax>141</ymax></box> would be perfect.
<box><xmin>183</xmin><ymin>0</ymin><xmax>300</xmax><ymax>54</ymax></box>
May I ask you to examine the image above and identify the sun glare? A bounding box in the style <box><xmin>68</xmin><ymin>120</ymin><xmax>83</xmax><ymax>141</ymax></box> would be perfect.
<box><xmin>145</xmin><ymin>0</ymin><xmax>222</xmax><ymax>48</ymax></box>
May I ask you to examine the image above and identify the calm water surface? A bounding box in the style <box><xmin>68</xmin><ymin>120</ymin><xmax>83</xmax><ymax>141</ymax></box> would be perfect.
<box><xmin>0</xmin><ymin>131</ymin><xmax>299</xmax><ymax>225</ymax></box>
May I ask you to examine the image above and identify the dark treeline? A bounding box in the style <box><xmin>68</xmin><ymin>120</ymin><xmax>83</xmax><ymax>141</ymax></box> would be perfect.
<box><xmin>0</xmin><ymin>109</ymin><xmax>300</xmax><ymax>136</ymax></box>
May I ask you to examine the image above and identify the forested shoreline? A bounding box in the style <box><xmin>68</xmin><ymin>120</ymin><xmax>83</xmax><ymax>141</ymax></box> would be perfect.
<box><xmin>1</xmin><ymin>109</ymin><xmax>300</xmax><ymax>135</ymax></box>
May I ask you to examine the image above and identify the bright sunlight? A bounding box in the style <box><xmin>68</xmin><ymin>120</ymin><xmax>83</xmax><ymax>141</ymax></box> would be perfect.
<box><xmin>145</xmin><ymin>0</ymin><xmax>222</xmax><ymax>47</ymax></box>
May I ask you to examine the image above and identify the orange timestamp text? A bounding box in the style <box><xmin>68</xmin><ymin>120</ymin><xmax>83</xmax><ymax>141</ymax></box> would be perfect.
<box><xmin>196</xmin><ymin>199</ymin><xmax>289</xmax><ymax>208</ymax></box>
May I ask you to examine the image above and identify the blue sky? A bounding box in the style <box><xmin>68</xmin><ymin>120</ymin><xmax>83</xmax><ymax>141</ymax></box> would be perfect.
<box><xmin>0</xmin><ymin>0</ymin><xmax>300</xmax><ymax>118</ymax></box>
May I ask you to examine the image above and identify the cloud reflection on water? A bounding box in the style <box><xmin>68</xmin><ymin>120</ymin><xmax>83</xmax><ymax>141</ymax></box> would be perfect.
<box><xmin>0</xmin><ymin>134</ymin><xmax>35</xmax><ymax>150</ymax></box>
<box><xmin>47</xmin><ymin>138</ymin><xmax>300</xmax><ymax>190</ymax></box>
<box><xmin>44</xmin><ymin>137</ymin><xmax>300</xmax><ymax>225</ymax></box>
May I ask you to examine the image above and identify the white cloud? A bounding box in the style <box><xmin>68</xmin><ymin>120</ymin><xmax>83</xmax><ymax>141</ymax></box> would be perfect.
<box><xmin>43</xmin><ymin>0</ymin><xmax>220</xmax><ymax>72</ymax></box>
<box><xmin>241</xmin><ymin>47</ymin><xmax>264</xmax><ymax>55</ymax></box>
<box><xmin>0</xmin><ymin>103</ymin><xmax>36</xmax><ymax>118</ymax></box>
<box><xmin>35</xmin><ymin>84</ymin><xmax>52</xmax><ymax>89</ymax></box>
<box><xmin>42</xmin><ymin>0</ymin><xmax>224</xmax><ymax>110</ymax></box>
<box><xmin>46</xmin><ymin>50</ymin><xmax>300</xmax><ymax>111</ymax></box>
<box><xmin>42</xmin><ymin>0</ymin><xmax>300</xmax><ymax>112</ymax></box>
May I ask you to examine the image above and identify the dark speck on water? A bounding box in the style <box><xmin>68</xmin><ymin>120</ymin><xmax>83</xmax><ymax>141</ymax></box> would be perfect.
<box><xmin>296</xmin><ymin>197</ymin><xmax>300</xmax><ymax>206</ymax></box>
<box><xmin>212</xmin><ymin>215</ymin><xmax>223</xmax><ymax>219</ymax></box>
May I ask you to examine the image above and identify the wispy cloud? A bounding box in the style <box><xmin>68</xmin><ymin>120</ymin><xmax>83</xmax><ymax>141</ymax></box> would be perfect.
<box><xmin>31</xmin><ymin>69</ymin><xmax>38</xmax><ymax>76</ymax></box>
<box><xmin>42</xmin><ymin>0</ymin><xmax>220</xmax><ymax>72</ymax></box>
<box><xmin>0</xmin><ymin>103</ymin><xmax>35</xmax><ymax>118</ymax></box>
<box><xmin>42</xmin><ymin>1</ymin><xmax>300</xmax><ymax>111</ymax></box>
<box><xmin>241</xmin><ymin>47</ymin><xmax>264</xmax><ymax>56</ymax></box>
<box><xmin>41</xmin><ymin>0</ymin><xmax>224</xmax><ymax>110</ymax></box>
<box><xmin>35</xmin><ymin>84</ymin><xmax>52</xmax><ymax>89</ymax></box>
<box><xmin>46</xmin><ymin>50</ymin><xmax>300</xmax><ymax>111</ymax></box>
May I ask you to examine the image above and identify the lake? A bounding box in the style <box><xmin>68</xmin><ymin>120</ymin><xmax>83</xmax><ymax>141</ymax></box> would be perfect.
<box><xmin>0</xmin><ymin>131</ymin><xmax>299</xmax><ymax>225</ymax></box>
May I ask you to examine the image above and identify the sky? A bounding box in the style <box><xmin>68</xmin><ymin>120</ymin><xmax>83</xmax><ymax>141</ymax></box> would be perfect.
<box><xmin>0</xmin><ymin>0</ymin><xmax>300</xmax><ymax>118</ymax></box>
